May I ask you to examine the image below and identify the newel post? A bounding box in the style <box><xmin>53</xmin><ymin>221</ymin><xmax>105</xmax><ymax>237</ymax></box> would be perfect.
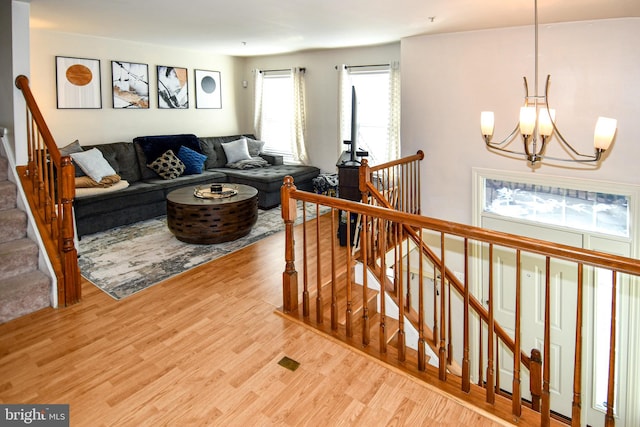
<box><xmin>281</xmin><ymin>176</ymin><xmax>298</xmax><ymax>313</ymax></box>
<box><xmin>359</xmin><ymin>158</ymin><xmax>370</xmax><ymax>202</ymax></box>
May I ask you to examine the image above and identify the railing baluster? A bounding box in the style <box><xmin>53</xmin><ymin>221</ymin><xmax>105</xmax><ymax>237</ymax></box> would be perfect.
<box><xmin>345</xmin><ymin>209</ymin><xmax>353</xmax><ymax>337</ymax></box>
<box><xmin>571</xmin><ymin>263</ymin><xmax>584</xmax><ymax>426</ymax></box>
<box><xmin>315</xmin><ymin>203</ymin><xmax>323</xmax><ymax>324</ymax></box>
<box><xmin>605</xmin><ymin>270</ymin><xmax>617</xmax><ymax>427</ymax></box>
<box><xmin>513</xmin><ymin>250</ymin><xmax>522</xmax><ymax>418</ymax></box>
<box><xmin>379</xmin><ymin>216</ymin><xmax>388</xmax><ymax>353</ymax></box>
<box><xmin>331</xmin><ymin>208</ymin><xmax>338</xmax><ymax>330</ymax></box>
<box><xmin>397</xmin><ymin>222</ymin><xmax>406</xmax><ymax>361</ymax></box>
<box><xmin>361</xmin><ymin>212</ymin><xmax>370</xmax><ymax>346</ymax></box>
<box><xmin>486</xmin><ymin>243</ymin><xmax>495</xmax><ymax>403</ymax></box>
<box><xmin>302</xmin><ymin>201</ymin><xmax>309</xmax><ymax>317</ymax></box>
<box><xmin>439</xmin><ymin>232</ymin><xmax>447</xmax><ymax>381</ymax></box>
<box><xmin>462</xmin><ymin>238</ymin><xmax>470</xmax><ymax>392</ymax></box>
<box><xmin>542</xmin><ymin>256</ymin><xmax>551</xmax><ymax>426</ymax></box>
<box><xmin>418</xmin><ymin>227</ymin><xmax>426</xmax><ymax>371</ymax></box>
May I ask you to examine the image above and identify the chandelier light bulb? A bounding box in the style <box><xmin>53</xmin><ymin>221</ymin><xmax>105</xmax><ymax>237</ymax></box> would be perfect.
<box><xmin>538</xmin><ymin>108</ymin><xmax>555</xmax><ymax>136</ymax></box>
<box><xmin>594</xmin><ymin>117</ymin><xmax>617</xmax><ymax>151</ymax></box>
<box><xmin>481</xmin><ymin>111</ymin><xmax>495</xmax><ymax>137</ymax></box>
<box><xmin>519</xmin><ymin>107</ymin><xmax>536</xmax><ymax>136</ymax></box>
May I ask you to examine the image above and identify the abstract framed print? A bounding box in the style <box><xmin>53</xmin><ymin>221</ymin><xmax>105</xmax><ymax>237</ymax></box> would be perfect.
<box><xmin>55</xmin><ymin>56</ymin><xmax>102</xmax><ymax>109</ymax></box>
<box><xmin>157</xmin><ymin>65</ymin><xmax>188</xmax><ymax>109</ymax></box>
<box><xmin>194</xmin><ymin>69</ymin><xmax>221</xmax><ymax>109</ymax></box>
<box><xmin>112</xmin><ymin>61</ymin><xmax>149</xmax><ymax>109</ymax></box>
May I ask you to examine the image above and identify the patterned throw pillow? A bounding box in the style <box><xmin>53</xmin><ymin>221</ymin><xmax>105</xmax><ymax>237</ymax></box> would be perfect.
<box><xmin>177</xmin><ymin>145</ymin><xmax>207</xmax><ymax>175</ymax></box>
<box><xmin>147</xmin><ymin>150</ymin><xmax>185</xmax><ymax>179</ymax></box>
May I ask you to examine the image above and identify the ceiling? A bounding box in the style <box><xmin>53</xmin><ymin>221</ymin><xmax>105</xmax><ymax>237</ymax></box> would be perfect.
<box><xmin>26</xmin><ymin>0</ymin><xmax>640</xmax><ymax>57</ymax></box>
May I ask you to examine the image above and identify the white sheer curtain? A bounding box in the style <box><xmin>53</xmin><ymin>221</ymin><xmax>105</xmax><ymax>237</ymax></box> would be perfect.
<box><xmin>291</xmin><ymin>67</ymin><xmax>308</xmax><ymax>164</ymax></box>
<box><xmin>253</xmin><ymin>69</ymin><xmax>264</xmax><ymax>137</ymax></box>
<box><xmin>252</xmin><ymin>67</ymin><xmax>309</xmax><ymax>164</ymax></box>
<box><xmin>387</xmin><ymin>61</ymin><xmax>401</xmax><ymax>161</ymax></box>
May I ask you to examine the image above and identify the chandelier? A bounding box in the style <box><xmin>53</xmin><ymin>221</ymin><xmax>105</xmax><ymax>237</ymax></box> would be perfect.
<box><xmin>480</xmin><ymin>0</ymin><xmax>617</xmax><ymax>166</ymax></box>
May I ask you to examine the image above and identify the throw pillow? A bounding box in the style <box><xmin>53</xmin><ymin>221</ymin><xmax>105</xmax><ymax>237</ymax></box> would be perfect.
<box><xmin>177</xmin><ymin>145</ymin><xmax>207</xmax><ymax>175</ymax></box>
<box><xmin>147</xmin><ymin>150</ymin><xmax>185</xmax><ymax>179</ymax></box>
<box><xmin>59</xmin><ymin>140</ymin><xmax>86</xmax><ymax>177</ymax></box>
<box><xmin>245</xmin><ymin>137</ymin><xmax>266</xmax><ymax>156</ymax></box>
<box><xmin>198</xmin><ymin>138</ymin><xmax>218</xmax><ymax>169</ymax></box>
<box><xmin>70</xmin><ymin>148</ymin><xmax>118</xmax><ymax>183</ymax></box>
<box><xmin>222</xmin><ymin>138</ymin><xmax>252</xmax><ymax>164</ymax></box>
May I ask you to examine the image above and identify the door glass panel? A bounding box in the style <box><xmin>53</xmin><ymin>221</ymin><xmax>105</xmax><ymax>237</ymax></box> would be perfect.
<box><xmin>483</xmin><ymin>178</ymin><xmax>629</xmax><ymax>237</ymax></box>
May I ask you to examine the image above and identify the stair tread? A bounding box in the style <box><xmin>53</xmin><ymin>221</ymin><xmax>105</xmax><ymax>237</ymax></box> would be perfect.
<box><xmin>0</xmin><ymin>237</ymin><xmax>37</xmax><ymax>254</ymax></box>
<box><xmin>0</xmin><ymin>270</ymin><xmax>51</xmax><ymax>324</ymax></box>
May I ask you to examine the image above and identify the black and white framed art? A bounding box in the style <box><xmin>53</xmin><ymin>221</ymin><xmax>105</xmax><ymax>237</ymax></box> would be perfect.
<box><xmin>111</xmin><ymin>61</ymin><xmax>149</xmax><ymax>109</ymax></box>
<box><xmin>55</xmin><ymin>56</ymin><xmax>102</xmax><ymax>109</ymax></box>
<box><xmin>157</xmin><ymin>65</ymin><xmax>189</xmax><ymax>109</ymax></box>
<box><xmin>194</xmin><ymin>69</ymin><xmax>221</xmax><ymax>109</ymax></box>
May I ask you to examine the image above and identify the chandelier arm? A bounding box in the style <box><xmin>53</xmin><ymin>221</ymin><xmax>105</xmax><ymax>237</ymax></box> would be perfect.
<box><xmin>534</xmin><ymin>153</ymin><xmax>601</xmax><ymax>163</ymax></box>
<box><xmin>485</xmin><ymin>124</ymin><xmax>521</xmax><ymax>147</ymax></box>
<box><xmin>485</xmin><ymin>143</ymin><xmax>532</xmax><ymax>158</ymax></box>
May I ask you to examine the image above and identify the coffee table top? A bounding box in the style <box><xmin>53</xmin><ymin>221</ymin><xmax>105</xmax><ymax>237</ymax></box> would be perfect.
<box><xmin>167</xmin><ymin>183</ymin><xmax>257</xmax><ymax>206</ymax></box>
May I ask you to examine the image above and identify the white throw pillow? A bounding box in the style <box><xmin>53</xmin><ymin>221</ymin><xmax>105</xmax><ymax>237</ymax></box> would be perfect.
<box><xmin>222</xmin><ymin>138</ymin><xmax>252</xmax><ymax>164</ymax></box>
<box><xmin>70</xmin><ymin>148</ymin><xmax>117</xmax><ymax>183</ymax></box>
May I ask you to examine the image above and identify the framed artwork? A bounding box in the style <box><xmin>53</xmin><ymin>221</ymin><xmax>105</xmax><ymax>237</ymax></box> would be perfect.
<box><xmin>111</xmin><ymin>61</ymin><xmax>149</xmax><ymax>109</ymax></box>
<box><xmin>55</xmin><ymin>56</ymin><xmax>102</xmax><ymax>109</ymax></box>
<box><xmin>157</xmin><ymin>65</ymin><xmax>188</xmax><ymax>109</ymax></box>
<box><xmin>194</xmin><ymin>69</ymin><xmax>222</xmax><ymax>109</ymax></box>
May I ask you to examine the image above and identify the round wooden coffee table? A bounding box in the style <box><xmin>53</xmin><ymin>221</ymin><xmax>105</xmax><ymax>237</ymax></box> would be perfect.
<box><xmin>166</xmin><ymin>184</ymin><xmax>258</xmax><ymax>244</ymax></box>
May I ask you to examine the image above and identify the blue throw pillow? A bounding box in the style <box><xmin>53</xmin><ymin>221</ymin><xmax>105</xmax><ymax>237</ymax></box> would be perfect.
<box><xmin>177</xmin><ymin>145</ymin><xmax>207</xmax><ymax>175</ymax></box>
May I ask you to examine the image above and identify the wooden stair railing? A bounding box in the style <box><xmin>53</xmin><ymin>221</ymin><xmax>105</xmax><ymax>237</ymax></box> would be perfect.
<box><xmin>281</xmin><ymin>172</ymin><xmax>639</xmax><ymax>427</ymax></box>
<box><xmin>14</xmin><ymin>75</ymin><xmax>81</xmax><ymax>306</ymax></box>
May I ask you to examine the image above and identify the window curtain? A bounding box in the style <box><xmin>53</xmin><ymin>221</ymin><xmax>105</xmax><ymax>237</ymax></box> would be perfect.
<box><xmin>387</xmin><ymin>61</ymin><xmax>401</xmax><ymax>161</ymax></box>
<box><xmin>291</xmin><ymin>67</ymin><xmax>309</xmax><ymax>164</ymax></box>
<box><xmin>253</xmin><ymin>69</ymin><xmax>264</xmax><ymax>138</ymax></box>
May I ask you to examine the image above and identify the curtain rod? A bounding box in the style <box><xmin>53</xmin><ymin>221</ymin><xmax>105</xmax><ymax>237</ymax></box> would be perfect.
<box><xmin>335</xmin><ymin>63</ymin><xmax>390</xmax><ymax>70</ymax></box>
<box><xmin>259</xmin><ymin>67</ymin><xmax>306</xmax><ymax>73</ymax></box>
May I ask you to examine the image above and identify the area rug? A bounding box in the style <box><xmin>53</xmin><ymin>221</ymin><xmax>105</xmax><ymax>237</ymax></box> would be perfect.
<box><xmin>78</xmin><ymin>203</ymin><xmax>327</xmax><ymax>300</ymax></box>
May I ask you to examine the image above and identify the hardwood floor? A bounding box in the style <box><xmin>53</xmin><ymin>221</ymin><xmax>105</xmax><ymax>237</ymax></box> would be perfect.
<box><xmin>0</xmin><ymin>215</ymin><xmax>511</xmax><ymax>426</ymax></box>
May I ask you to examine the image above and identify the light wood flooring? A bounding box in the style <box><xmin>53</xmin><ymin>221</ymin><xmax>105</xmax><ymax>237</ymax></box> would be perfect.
<box><xmin>0</xmin><ymin>215</ymin><xmax>512</xmax><ymax>426</ymax></box>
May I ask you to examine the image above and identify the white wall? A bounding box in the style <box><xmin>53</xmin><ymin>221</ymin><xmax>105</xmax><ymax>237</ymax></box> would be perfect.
<box><xmin>401</xmin><ymin>18</ymin><xmax>640</xmax><ymax>224</ymax></box>
<box><xmin>242</xmin><ymin>43</ymin><xmax>400</xmax><ymax>173</ymax></box>
<box><xmin>29</xmin><ymin>29</ymin><xmax>247</xmax><ymax>147</ymax></box>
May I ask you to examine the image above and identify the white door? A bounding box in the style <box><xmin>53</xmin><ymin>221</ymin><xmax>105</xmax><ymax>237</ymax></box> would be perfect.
<box><xmin>482</xmin><ymin>217</ymin><xmax>582</xmax><ymax>420</ymax></box>
<box><xmin>481</xmin><ymin>217</ymin><xmax>631</xmax><ymax>426</ymax></box>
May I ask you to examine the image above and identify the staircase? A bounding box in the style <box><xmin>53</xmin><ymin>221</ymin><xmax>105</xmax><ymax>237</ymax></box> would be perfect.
<box><xmin>0</xmin><ymin>147</ymin><xmax>51</xmax><ymax>324</ymax></box>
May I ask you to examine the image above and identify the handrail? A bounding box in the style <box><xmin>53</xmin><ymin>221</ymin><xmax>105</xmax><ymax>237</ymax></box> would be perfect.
<box><xmin>14</xmin><ymin>75</ymin><xmax>81</xmax><ymax>306</ymax></box>
<box><xmin>281</xmin><ymin>168</ymin><xmax>632</xmax><ymax>426</ymax></box>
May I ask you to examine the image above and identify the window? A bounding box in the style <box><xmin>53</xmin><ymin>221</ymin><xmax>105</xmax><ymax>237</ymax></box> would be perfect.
<box><xmin>254</xmin><ymin>68</ymin><xmax>308</xmax><ymax>164</ymax></box>
<box><xmin>339</xmin><ymin>64</ymin><xmax>400</xmax><ymax>165</ymax></box>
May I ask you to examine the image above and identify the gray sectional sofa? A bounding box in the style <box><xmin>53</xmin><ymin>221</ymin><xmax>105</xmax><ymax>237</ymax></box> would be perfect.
<box><xmin>71</xmin><ymin>134</ymin><xmax>320</xmax><ymax>237</ymax></box>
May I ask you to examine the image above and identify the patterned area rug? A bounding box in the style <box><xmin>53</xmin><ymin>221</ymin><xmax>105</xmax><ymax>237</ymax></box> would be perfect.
<box><xmin>78</xmin><ymin>203</ymin><xmax>325</xmax><ymax>300</ymax></box>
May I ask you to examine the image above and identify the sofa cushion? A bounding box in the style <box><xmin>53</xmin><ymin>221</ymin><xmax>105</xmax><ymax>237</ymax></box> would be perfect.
<box><xmin>198</xmin><ymin>134</ymin><xmax>257</xmax><ymax>169</ymax></box>
<box><xmin>88</xmin><ymin>142</ymin><xmax>143</xmax><ymax>183</ymax></box>
<box><xmin>177</xmin><ymin>145</ymin><xmax>207</xmax><ymax>175</ymax></box>
<box><xmin>70</xmin><ymin>148</ymin><xmax>117</xmax><ymax>182</ymax></box>
<box><xmin>245</xmin><ymin>137</ymin><xmax>266</xmax><ymax>156</ymax></box>
<box><xmin>222</xmin><ymin>138</ymin><xmax>252</xmax><ymax>164</ymax></box>
<box><xmin>218</xmin><ymin>164</ymin><xmax>320</xmax><ymax>193</ymax></box>
<box><xmin>147</xmin><ymin>150</ymin><xmax>185</xmax><ymax>179</ymax></box>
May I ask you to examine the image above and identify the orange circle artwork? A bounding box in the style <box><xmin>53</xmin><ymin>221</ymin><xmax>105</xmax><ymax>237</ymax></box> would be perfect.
<box><xmin>66</xmin><ymin>64</ymin><xmax>93</xmax><ymax>86</ymax></box>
